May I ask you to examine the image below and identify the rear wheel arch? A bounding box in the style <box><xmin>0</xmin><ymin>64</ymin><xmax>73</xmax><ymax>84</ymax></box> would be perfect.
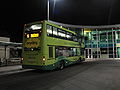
<box><xmin>58</xmin><ymin>60</ymin><xmax>65</xmax><ymax>70</ymax></box>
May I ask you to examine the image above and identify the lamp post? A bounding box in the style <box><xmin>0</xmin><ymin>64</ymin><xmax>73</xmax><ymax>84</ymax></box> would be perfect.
<box><xmin>47</xmin><ymin>0</ymin><xmax>50</xmax><ymax>21</ymax></box>
<box><xmin>47</xmin><ymin>0</ymin><xmax>58</xmax><ymax>21</ymax></box>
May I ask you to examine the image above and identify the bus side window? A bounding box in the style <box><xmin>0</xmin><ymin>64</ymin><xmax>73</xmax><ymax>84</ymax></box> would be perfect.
<box><xmin>58</xmin><ymin>29</ymin><xmax>66</xmax><ymax>39</ymax></box>
<box><xmin>47</xmin><ymin>25</ymin><xmax>53</xmax><ymax>36</ymax></box>
<box><xmin>66</xmin><ymin>32</ymin><xmax>72</xmax><ymax>41</ymax></box>
<box><xmin>81</xmin><ymin>48</ymin><xmax>84</xmax><ymax>56</ymax></box>
<box><xmin>77</xmin><ymin>48</ymin><xmax>80</xmax><ymax>55</ymax></box>
<box><xmin>53</xmin><ymin>27</ymin><xmax>58</xmax><ymax>37</ymax></box>
<box><xmin>73</xmin><ymin>35</ymin><xmax>78</xmax><ymax>42</ymax></box>
<box><xmin>49</xmin><ymin>47</ymin><xmax>53</xmax><ymax>58</ymax></box>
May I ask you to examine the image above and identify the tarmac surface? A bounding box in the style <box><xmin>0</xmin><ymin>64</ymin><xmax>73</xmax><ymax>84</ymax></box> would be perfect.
<box><xmin>0</xmin><ymin>60</ymin><xmax>120</xmax><ymax>90</ymax></box>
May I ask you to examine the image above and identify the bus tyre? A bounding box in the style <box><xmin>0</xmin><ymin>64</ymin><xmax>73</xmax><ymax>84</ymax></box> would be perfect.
<box><xmin>59</xmin><ymin>61</ymin><xmax>64</xmax><ymax>70</ymax></box>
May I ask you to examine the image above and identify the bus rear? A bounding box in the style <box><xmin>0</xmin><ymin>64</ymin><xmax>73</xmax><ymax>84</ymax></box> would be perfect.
<box><xmin>22</xmin><ymin>22</ymin><xmax>44</xmax><ymax>69</ymax></box>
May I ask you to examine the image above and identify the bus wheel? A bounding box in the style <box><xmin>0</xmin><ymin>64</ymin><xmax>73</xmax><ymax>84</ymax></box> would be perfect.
<box><xmin>59</xmin><ymin>61</ymin><xmax>64</xmax><ymax>70</ymax></box>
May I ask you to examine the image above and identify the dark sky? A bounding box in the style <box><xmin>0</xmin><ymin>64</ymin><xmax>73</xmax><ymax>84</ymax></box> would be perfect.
<box><xmin>0</xmin><ymin>0</ymin><xmax>120</xmax><ymax>42</ymax></box>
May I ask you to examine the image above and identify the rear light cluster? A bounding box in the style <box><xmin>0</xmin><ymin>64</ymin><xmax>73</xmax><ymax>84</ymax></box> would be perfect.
<box><xmin>42</xmin><ymin>56</ymin><xmax>46</xmax><ymax>61</ymax></box>
<box><xmin>21</xmin><ymin>58</ymin><xmax>24</xmax><ymax>60</ymax></box>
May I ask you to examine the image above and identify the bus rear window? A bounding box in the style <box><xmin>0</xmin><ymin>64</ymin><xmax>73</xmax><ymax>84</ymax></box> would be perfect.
<box><xmin>25</xmin><ymin>24</ymin><xmax>42</xmax><ymax>31</ymax></box>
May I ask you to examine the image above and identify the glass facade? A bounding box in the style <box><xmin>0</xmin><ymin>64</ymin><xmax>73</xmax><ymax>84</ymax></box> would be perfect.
<box><xmin>84</xmin><ymin>28</ymin><xmax>120</xmax><ymax>59</ymax></box>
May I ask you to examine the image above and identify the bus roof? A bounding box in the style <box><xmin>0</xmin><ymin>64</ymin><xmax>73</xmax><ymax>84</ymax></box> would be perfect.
<box><xmin>45</xmin><ymin>20</ymin><xmax>76</xmax><ymax>35</ymax></box>
<box><xmin>25</xmin><ymin>20</ymin><xmax>76</xmax><ymax>35</ymax></box>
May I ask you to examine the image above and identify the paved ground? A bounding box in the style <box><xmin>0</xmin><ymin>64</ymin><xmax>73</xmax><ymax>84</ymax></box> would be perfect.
<box><xmin>0</xmin><ymin>65</ymin><xmax>22</xmax><ymax>72</ymax></box>
<box><xmin>0</xmin><ymin>60</ymin><xmax>120</xmax><ymax>90</ymax></box>
<box><xmin>0</xmin><ymin>65</ymin><xmax>33</xmax><ymax>76</ymax></box>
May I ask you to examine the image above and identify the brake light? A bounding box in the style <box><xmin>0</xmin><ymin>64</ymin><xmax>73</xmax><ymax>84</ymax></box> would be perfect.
<box><xmin>21</xmin><ymin>58</ymin><xmax>24</xmax><ymax>60</ymax></box>
<box><xmin>42</xmin><ymin>56</ymin><xmax>46</xmax><ymax>61</ymax></box>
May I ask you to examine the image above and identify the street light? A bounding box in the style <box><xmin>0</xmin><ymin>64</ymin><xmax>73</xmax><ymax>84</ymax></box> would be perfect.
<box><xmin>47</xmin><ymin>0</ymin><xmax>58</xmax><ymax>21</ymax></box>
<box><xmin>47</xmin><ymin>0</ymin><xmax>50</xmax><ymax>21</ymax></box>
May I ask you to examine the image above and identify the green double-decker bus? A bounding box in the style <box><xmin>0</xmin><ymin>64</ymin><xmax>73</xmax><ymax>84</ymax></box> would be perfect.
<box><xmin>22</xmin><ymin>20</ymin><xmax>85</xmax><ymax>70</ymax></box>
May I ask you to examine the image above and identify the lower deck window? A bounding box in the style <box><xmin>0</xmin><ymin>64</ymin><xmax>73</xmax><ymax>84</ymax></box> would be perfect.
<box><xmin>49</xmin><ymin>47</ymin><xmax>53</xmax><ymax>58</ymax></box>
<box><xmin>55</xmin><ymin>46</ymin><xmax>80</xmax><ymax>58</ymax></box>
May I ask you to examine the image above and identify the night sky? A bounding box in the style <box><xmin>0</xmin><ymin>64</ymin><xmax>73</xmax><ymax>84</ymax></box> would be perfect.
<box><xmin>0</xmin><ymin>0</ymin><xmax>120</xmax><ymax>42</ymax></box>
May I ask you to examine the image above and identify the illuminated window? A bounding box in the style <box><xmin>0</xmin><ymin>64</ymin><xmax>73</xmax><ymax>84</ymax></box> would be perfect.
<box><xmin>53</xmin><ymin>27</ymin><xmax>58</xmax><ymax>35</ymax></box>
<box><xmin>58</xmin><ymin>32</ymin><xmax>65</xmax><ymax>37</ymax></box>
<box><xmin>47</xmin><ymin>25</ymin><xmax>53</xmax><ymax>35</ymax></box>
<box><xmin>66</xmin><ymin>32</ymin><xmax>72</xmax><ymax>40</ymax></box>
<box><xmin>25</xmin><ymin>24</ymin><xmax>42</xmax><ymax>31</ymax></box>
<box><xmin>46</xmin><ymin>25</ymin><xmax>76</xmax><ymax>42</ymax></box>
<box><xmin>47</xmin><ymin>29</ymin><xmax>52</xmax><ymax>34</ymax></box>
<box><xmin>55</xmin><ymin>47</ymin><xmax>79</xmax><ymax>58</ymax></box>
<box><xmin>66</xmin><ymin>35</ymin><xmax>70</xmax><ymax>38</ymax></box>
<box><xmin>57</xmin><ymin>29</ymin><xmax>66</xmax><ymax>38</ymax></box>
<box><xmin>30</xmin><ymin>24</ymin><xmax>42</xmax><ymax>30</ymax></box>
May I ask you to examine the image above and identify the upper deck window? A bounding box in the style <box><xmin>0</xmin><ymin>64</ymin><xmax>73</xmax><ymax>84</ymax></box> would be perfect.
<box><xmin>53</xmin><ymin>27</ymin><xmax>58</xmax><ymax>35</ymax></box>
<box><xmin>58</xmin><ymin>29</ymin><xmax>66</xmax><ymax>37</ymax></box>
<box><xmin>46</xmin><ymin>24</ymin><xmax>78</xmax><ymax>42</ymax></box>
<box><xmin>25</xmin><ymin>24</ymin><xmax>42</xmax><ymax>31</ymax></box>
<box><xmin>47</xmin><ymin>25</ymin><xmax>53</xmax><ymax>36</ymax></box>
<box><xmin>30</xmin><ymin>24</ymin><xmax>42</xmax><ymax>30</ymax></box>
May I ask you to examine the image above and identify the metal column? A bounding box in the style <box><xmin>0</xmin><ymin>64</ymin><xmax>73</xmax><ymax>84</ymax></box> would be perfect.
<box><xmin>96</xmin><ymin>29</ymin><xmax>99</xmax><ymax>59</ymax></box>
<box><xmin>4</xmin><ymin>45</ymin><xmax>7</xmax><ymax>66</ymax></box>
<box><xmin>112</xmin><ymin>28</ymin><xmax>115</xmax><ymax>59</ymax></box>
